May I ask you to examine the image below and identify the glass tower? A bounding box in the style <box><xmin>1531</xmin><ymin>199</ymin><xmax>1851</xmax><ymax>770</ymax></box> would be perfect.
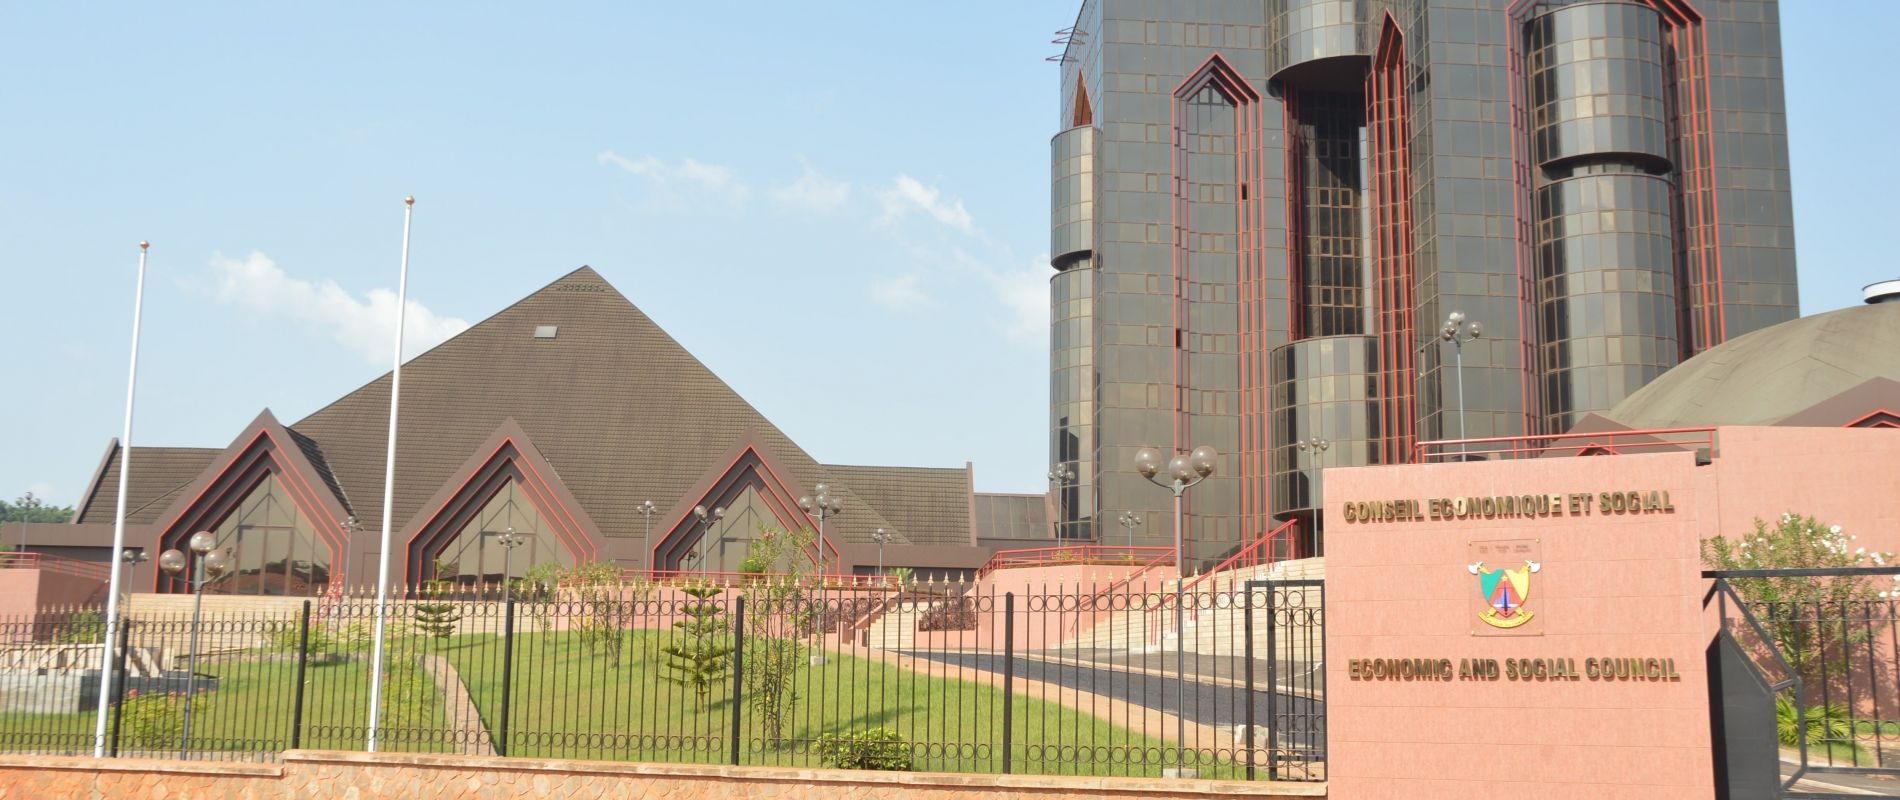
<box><xmin>1047</xmin><ymin>0</ymin><xmax>1798</xmax><ymax>563</ymax></box>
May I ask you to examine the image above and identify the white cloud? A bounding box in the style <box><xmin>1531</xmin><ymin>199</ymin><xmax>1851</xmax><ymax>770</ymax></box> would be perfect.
<box><xmin>597</xmin><ymin>150</ymin><xmax>751</xmax><ymax>209</ymax></box>
<box><xmin>981</xmin><ymin>258</ymin><xmax>1052</xmax><ymax>345</ymax></box>
<box><xmin>869</xmin><ymin>274</ymin><xmax>936</xmax><ymax>311</ymax></box>
<box><xmin>210</xmin><ymin>251</ymin><xmax>470</xmax><ymax>364</ymax></box>
<box><xmin>876</xmin><ymin>175</ymin><xmax>975</xmax><ymax>234</ymax></box>
<box><xmin>771</xmin><ymin>159</ymin><xmax>852</xmax><ymax>213</ymax></box>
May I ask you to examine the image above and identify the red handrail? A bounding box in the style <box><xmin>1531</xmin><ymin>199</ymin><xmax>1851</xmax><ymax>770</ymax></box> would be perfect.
<box><xmin>617</xmin><ymin>569</ymin><xmax>898</xmax><ymax>590</ymax></box>
<box><xmin>973</xmin><ymin>545</ymin><xmax>1174</xmax><ymax>580</ymax></box>
<box><xmin>1415</xmin><ymin>426</ymin><xmax>1718</xmax><ymax>462</ymax></box>
<box><xmin>0</xmin><ymin>552</ymin><xmax>113</xmax><ymax>581</ymax></box>
<box><xmin>1182</xmin><ymin>518</ymin><xmax>1301</xmax><ymax>594</ymax></box>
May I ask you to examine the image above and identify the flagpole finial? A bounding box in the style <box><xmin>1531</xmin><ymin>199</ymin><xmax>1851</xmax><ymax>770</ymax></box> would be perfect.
<box><xmin>139</xmin><ymin>241</ymin><xmax>149</xmax><ymax>251</ymax></box>
<box><xmin>404</xmin><ymin>195</ymin><xmax>415</xmax><ymax>207</ymax></box>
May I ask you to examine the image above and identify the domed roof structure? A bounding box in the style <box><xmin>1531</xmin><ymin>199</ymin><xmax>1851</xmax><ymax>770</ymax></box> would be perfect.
<box><xmin>1603</xmin><ymin>303</ymin><xmax>1900</xmax><ymax>430</ymax></box>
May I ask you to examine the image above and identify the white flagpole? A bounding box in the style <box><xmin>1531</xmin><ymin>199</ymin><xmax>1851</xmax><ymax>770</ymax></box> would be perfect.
<box><xmin>92</xmin><ymin>241</ymin><xmax>149</xmax><ymax>757</ymax></box>
<box><xmin>365</xmin><ymin>196</ymin><xmax>413</xmax><ymax>753</ymax></box>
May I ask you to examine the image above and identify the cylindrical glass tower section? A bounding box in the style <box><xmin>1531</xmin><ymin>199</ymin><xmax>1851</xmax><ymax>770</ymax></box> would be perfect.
<box><xmin>1050</xmin><ymin>125</ymin><xmax>1098</xmax><ymax>540</ymax></box>
<box><xmin>1269</xmin><ymin>335</ymin><xmax>1381</xmax><ymax>551</ymax></box>
<box><xmin>1051</xmin><ymin>126</ymin><xmax>1096</xmax><ymax>267</ymax></box>
<box><xmin>1534</xmin><ymin>173</ymin><xmax>1680</xmax><ymax>431</ymax></box>
<box><xmin>1050</xmin><ymin>263</ymin><xmax>1096</xmax><ymax>540</ymax></box>
<box><xmin>1527</xmin><ymin>1</ymin><xmax>1671</xmax><ymax>171</ymax></box>
<box><xmin>1268</xmin><ymin>0</ymin><xmax>1377</xmax><ymax>84</ymax></box>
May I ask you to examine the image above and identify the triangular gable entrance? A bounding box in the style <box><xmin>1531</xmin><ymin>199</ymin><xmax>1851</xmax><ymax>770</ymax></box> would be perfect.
<box><xmin>651</xmin><ymin>431</ymin><xmax>839</xmax><ymax>573</ymax></box>
<box><xmin>149</xmin><ymin>410</ymin><xmax>353</xmax><ymax>593</ymax></box>
<box><xmin>400</xmin><ymin>418</ymin><xmax>602</xmax><ymax>585</ymax></box>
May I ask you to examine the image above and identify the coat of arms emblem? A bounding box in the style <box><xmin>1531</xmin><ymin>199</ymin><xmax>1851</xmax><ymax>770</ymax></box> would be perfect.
<box><xmin>1468</xmin><ymin>559</ymin><xmax>1540</xmax><ymax>628</ymax></box>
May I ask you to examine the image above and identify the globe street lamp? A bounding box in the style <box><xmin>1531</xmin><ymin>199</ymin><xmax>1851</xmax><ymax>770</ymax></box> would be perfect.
<box><xmin>1047</xmin><ymin>463</ymin><xmax>1076</xmax><ymax>539</ymax></box>
<box><xmin>870</xmin><ymin>528</ymin><xmax>894</xmax><ymax>576</ymax></box>
<box><xmin>1297</xmin><ymin>438</ymin><xmax>1331</xmax><ymax>557</ymax></box>
<box><xmin>635</xmin><ymin>500</ymin><xmax>660</xmax><ymax>574</ymax></box>
<box><xmin>495</xmin><ymin>528</ymin><xmax>526</xmax><ymax>603</ymax></box>
<box><xmin>798</xmin><ymin>484</ymin><xmax>844</xmax><ymax>577</ymax></box>
<box><xmin>1115</xmin><ymin>511</ymin><xmax>1143</xmax><ymax>551</ymax></box>
<box><xmin>1133</xmin><ymin>444</ymin><xmax>1217</xmax><ymax>778</ymax></box>
<box><xmin>158</xmin><ymin>531</ymin><xmax>230</xmax><ymax>760</ymax></box>
<box><xmin>1440</xmin><ymin>311</ymin><xmax>1483</xmax><ymax>453</ymax></box>
<box><xmin>691</xmin><ymin>505</ymin><xmax>725</xmax><ymax>575</ymax></box>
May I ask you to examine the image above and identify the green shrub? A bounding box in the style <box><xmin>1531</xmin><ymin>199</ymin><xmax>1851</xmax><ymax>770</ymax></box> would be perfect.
<box><xmin>54</xmin><ymin>610</ymin><xmax>105</xmax><ymax>644</ymax></box>
<box><xmin>812</xmin><ymin>727</ymin><xmax>913</xmax><ymax>771</ymax></box>
<box><xmin>121</xmin><ymin>689</ymin><xmax>213</xmax><ymax>749</ymax></box>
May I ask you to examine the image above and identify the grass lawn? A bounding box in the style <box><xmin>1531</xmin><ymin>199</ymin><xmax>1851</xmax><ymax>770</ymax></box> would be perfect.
<box><xmin>439</xmin><ymin>628</ymin><xmax>1244</xmax><ymax>779</ymax></box>
<box><xmin>0</xmin><ymin>653</ymin><xmax>450</xmax><ymax>758</ymax></box>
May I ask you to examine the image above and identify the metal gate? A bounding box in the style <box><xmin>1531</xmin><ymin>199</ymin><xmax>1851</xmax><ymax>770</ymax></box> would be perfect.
<box><xmin>1707</xmin><ymin>567</ymin><xmax>1900</xmax><ymax>798</ymax></box>
<box><xmin>1242</xmin><ymin>578</ymin><xmax>1326</xmax><ymax>781</ymax></box>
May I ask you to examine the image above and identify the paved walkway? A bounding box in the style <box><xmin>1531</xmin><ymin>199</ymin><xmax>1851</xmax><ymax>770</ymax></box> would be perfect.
<box><xmin>418</xmin><ymin>655</ymin><xmax>495</xmax><ymax>757</ymax></box>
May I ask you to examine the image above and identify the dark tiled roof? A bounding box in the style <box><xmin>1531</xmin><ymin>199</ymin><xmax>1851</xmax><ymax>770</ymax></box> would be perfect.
<box><xmin>75</xmin><ymin>446</ymin><xmax>223</xmax><ymax>525</ymax></box>
<box><xmin>822</xmin><ymin>464</ymin><xmax>972</xmax><ymax>547</ymax></box>
<box><xmin>972</xmin><ymin>493</ymin><xmax>1051</xmax><ymax>542</ymax></box>
<box><xmin>288</xmin><ymin>267</ymin><xmax>916</xmax><ymax>554</ymax></box>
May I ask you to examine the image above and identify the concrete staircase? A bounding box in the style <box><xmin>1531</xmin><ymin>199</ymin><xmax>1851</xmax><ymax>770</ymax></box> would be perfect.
<box><xmin>1058</xmin><ymin>557</ymin><xmax>1326</xmax><ymax>657</ymax></box>
<box><xmin>862</xmin><ymin>601</ymin><xmax>930</xmax><ymax>650</ymax></box>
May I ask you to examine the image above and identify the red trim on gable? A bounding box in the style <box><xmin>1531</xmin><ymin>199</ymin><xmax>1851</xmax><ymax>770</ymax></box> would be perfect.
<box><xmin>1846</xmin><ymin>409</ymin><xmax>1900</xmax><ymax>429</ymax></box>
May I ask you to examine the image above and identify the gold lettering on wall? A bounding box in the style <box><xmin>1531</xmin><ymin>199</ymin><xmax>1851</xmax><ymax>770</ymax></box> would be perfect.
<box><xmin>1341</xmin><ymin>490</ymin><xmax>1675</xmax><ymax>523</ymax></box>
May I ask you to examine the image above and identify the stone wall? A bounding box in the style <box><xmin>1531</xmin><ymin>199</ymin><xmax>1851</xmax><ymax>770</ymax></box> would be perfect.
<box><xmin>0</xmin><ymin>750</ymin><xmax>1324</xmax><ymax>799</ymax></box>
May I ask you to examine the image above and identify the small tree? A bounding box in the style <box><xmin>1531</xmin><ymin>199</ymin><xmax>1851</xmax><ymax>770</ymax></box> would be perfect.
<box><xmin>741</xmin><ymin>526</ymin><xmax>819</xmax><ymax>745</ymax></box>
<box><xmin>659</xmin><ymin>582</ymin><xmax>732</xmax><ymax>711</ymax></box>
<box><xmin>1702</xmin><ymin>513</ymin><xmax>1895</xmax><ymax>691</ymax></box>
<box><xmin>566</xmin><ymin>560</ymin><xmax>634</xmax><ymax>665</ymax></box>
<box><xmin>412</xmin><ymin>559</ymin><xmax>462</xmax><ymax>640</ymax></box>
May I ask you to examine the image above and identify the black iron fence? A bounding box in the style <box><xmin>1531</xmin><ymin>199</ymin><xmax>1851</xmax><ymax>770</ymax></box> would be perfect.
<box><xmin>0</xmin><ymin>578</ymin><xmax>1325</xmax><ymax>780</ymax></box>
<box><xmin>1706</xmin><ymin>567</ymin><xmax>1900</xmax><ymax>797</ymax></box>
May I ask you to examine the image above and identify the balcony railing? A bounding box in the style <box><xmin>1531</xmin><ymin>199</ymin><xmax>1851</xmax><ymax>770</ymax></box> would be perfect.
<box><xmin>973</xmin><ymin>545</ymin><xmax>1175</xmax><ymax>581</ymax></box>
<box><xmin>0</xmin><ymin>551</ymin><xmax>112</xmax><ymax>581</ymax></box>
<box><xmin>1415</xmin><ymin>426</ymin><xmax>1718</xmax><ymax>463</ymax></box>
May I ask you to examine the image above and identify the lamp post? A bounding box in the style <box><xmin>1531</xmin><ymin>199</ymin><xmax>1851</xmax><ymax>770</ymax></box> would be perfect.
<box><xmin>495</xmin><ymin>527</ymin><xmax>526</xmax><ymax>603</ymax></box>
<box><xmin>1297</xmin><ymin>438</ymin><xmax>1330</xmax><ymax>557</ymax></box>
<box><xmin>870</xmin><ymin>528</ymin><xmax>893</xmax><ymax>576</ymax></box>
<box><xmin>118</xmin><ymin>548</ymin><xmax>149</xmax><ymax>594</ymax></box>
<box><xmin>1116</xmin><ymin>511</ymin><xmax>1143</xmax><ymax>551</ymax></box>
<box><xmin>636</xmin><ymin>500</ymin><xmax>659</xmax><ymax>574</ymax></box>
<box><xmin>691</xmin><ymin>504</ymin><xmax>725</xmax><ymax>574</ymax></box>
<box><xmin>157</xmin><ymin>532</ymin><xmax>230</xmax><ymax>761</ymax></box>
<box><xmin>1133</xmin><ymin>444</ymin><xmax>1217</xmax><ymax>778</ymax></box>
<box><xmin>1440</xmin><ymin>311</ymin><xmax>1483</xmax><ymax>454</ymax></box>
<box><xmin>1047</xmin><ymin>463</ymin><xmax>1076</xmax><ymax>539</ymax></box>
<box><xmin>798</xmin><ymin>484</ymin><xmax>844</xmax><ymax>576</ymax></box>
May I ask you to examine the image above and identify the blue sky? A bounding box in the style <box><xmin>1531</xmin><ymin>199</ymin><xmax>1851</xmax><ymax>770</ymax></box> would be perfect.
<box><xmin>0</xmin><ymin>2</ymin><xmax>1893</xmax><ymax>507</ymax></box>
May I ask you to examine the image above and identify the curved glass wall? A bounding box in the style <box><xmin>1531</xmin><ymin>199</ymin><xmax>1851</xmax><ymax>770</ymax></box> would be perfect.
<box><xmin>1269</xmin><ymin>335</ymin><xmax>1381</xmax><ymax>528</ymax></box>
<box><xmin>205</xmin><ymin>473</ymin><xmax>332</xmax><ymax>597</ymax></box>
<box><xmin>1267</xmin><ymin>0</ymin><xmax>1375</xmax><ymax>82</ymax></box>
<box><xmin>1051</xmin><ymin>126</ymin><xmax>1096</xmax><ymax>266</ymax></box>
<box><xmin>1527</xmin><ymin>2</ymin><xmax>1671</xmax><ymax>169</ymax></box>
<box><xmin>432</xmin><ymin>480</ymin><xmax>575</xmax><ymax>587</ymax></box>
<box><xmin>1050</xmin><ymin>263</ymin><xmax>1095</xmax><ymax>540</ymax></box>
<box><xmin>1534</xmin><ymin>172</ymin><xmax>1679</xmax><ymax>431</ymax></box>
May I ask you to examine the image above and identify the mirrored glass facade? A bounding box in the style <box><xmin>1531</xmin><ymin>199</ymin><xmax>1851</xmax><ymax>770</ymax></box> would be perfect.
<box><xmin>206</xmin><ymin>473</ymin><xmax>332</xmax><ymax>597</ymax></box>
<box><xmin>1049</xmin><ymin>0</ymin><xmax>1795</xmax><ymax>564</ymax></box>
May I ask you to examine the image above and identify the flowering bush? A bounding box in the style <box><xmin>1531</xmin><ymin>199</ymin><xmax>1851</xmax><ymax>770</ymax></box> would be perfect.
<box><xmin>1702</xmin><ymin>513</ymin><xmax>1894</xmax><ymax>691</ymax></box>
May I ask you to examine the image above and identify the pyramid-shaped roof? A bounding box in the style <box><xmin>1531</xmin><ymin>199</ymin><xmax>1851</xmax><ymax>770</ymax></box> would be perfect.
<box><xmin>284</xmin><ymin>266</ymin><xmax>955</xmax><ymax>558</ymax></box>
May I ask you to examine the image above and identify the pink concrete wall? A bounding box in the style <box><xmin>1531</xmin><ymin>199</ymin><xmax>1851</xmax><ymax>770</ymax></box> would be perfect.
<box><xmin>1325</xmin><ymin>450</ymin><xmax>1717</xmax><ymax>800</ymax></box>
<box><xmin>1321</xmin><ymin>426</ymin><xmax>1900</xmax><ymax>799</ymax></box>
<box><xmin>0</xmin><ymin>569</ymin><xmax>108</xmax><ymax>621</ymax></box>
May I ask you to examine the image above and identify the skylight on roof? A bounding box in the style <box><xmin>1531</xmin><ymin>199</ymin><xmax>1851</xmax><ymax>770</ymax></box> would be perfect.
<box><xmin>534</xmin><ymin>325</ymin><xmax>558</xmax><ymax>339</ymax></box>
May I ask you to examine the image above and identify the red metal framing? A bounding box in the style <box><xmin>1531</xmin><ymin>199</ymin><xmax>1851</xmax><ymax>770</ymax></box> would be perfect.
<box><xmin>1170</xmin><ymin>54</ymin><xmax>1265</xmax><ymax>547</ymax></box>
<box><xmin>1846</xmin><ymin>409</ymin><xmax>1900</xmax><ymax>429</ymax></box>
<box><xmin>975</xmin><ymin>545</ymin><xmax>1174</xmax><ymax>581</ymax></box>
<box><xmin>153</xmin><ymin>428</ymin><xmax>350</xmax><ymax>591</ymax></box>
<box><xmin>648</xmin><ymin>446</ymin><xmax>835</xmax><ymax>574</ymax></box>
<box><xmin>401</xmin><ymin>437</ymin><xmax>596</xmax><ymax>585</ymax></box>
